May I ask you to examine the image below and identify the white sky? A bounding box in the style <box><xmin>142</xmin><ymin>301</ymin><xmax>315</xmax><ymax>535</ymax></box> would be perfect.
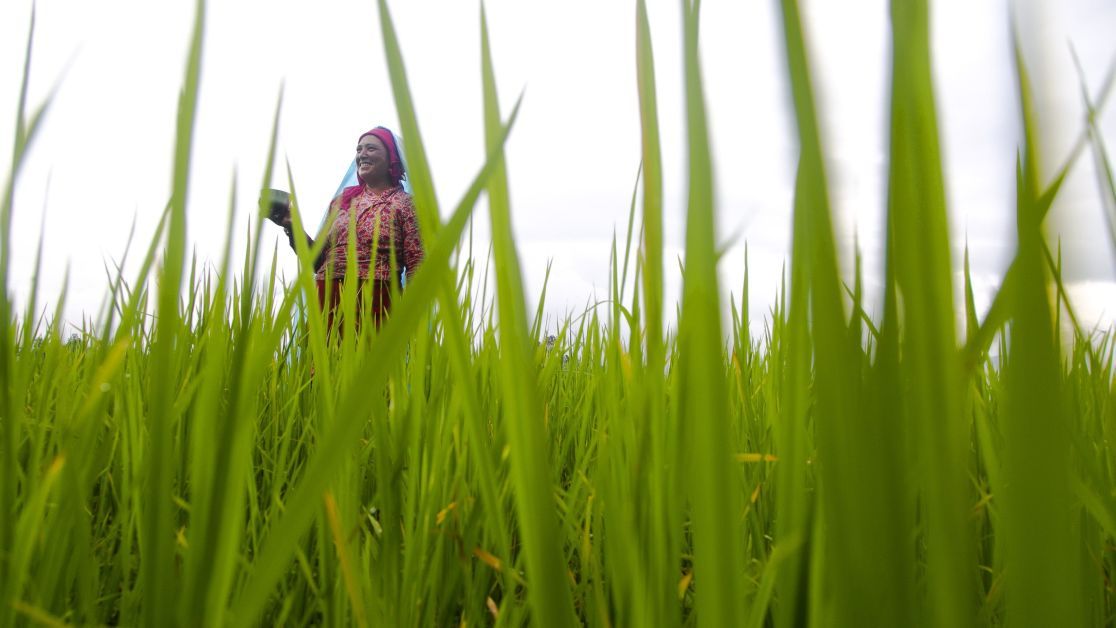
<box><xmin>0</xmin><ymin>0</ymin><xmax>1113</xmax><ymax>338</ymax></box>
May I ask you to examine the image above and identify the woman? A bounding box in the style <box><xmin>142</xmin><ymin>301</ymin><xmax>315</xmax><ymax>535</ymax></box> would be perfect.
<box><xmin>280</xmin><ymin>127</ymin><xmax>423</xmax><ymax>331</ymax></box>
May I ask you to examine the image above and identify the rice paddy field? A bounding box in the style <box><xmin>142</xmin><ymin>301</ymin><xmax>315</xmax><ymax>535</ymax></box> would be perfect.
<box><xmin>3</xmin><ymin>0</ymin><xmax>1116</xmax><ymax>625</ymax></box>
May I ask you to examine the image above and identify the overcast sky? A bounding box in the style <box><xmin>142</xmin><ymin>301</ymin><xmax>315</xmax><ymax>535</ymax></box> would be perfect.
<box><xmin>0</xmin><ymin>0</ymin><xmax>1113</xmax><ymax>338</ymax></box>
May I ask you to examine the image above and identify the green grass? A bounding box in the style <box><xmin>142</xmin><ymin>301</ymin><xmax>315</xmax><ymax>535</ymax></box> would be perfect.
<box><xmin>2</xmin><ymin>0</ymin><xmax>1116</xmax><ymax>626</ymax></box>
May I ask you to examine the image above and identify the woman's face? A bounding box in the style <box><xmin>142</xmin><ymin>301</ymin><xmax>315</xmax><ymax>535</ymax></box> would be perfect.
<box><xmin>355</xmin><ymin>134</ymin><xmax>390</xmax><ymax>186</ymax></box>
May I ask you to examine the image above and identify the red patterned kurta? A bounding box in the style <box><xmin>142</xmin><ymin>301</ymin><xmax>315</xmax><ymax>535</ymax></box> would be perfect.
<box><xmin>315</xmin><ymin>185</ymin><xmax>424</xmax><ymax>283</ymax></box>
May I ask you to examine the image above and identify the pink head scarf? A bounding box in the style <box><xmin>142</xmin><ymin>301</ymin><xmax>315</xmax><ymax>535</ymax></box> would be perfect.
<box><xmin>339</xmin><ymin>126</ymin><xmax>406</xmax><ymax>211</ymax></box>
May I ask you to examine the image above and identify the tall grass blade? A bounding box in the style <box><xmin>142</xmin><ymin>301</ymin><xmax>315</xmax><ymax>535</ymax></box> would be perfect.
<box><xmin>1000</xmin><ymin>33</ymin><xmax>1085</xmax><ymax>627</ymax></box>
<box><xmin>773</xmin><ymin>0</ymin><xmax>862</xmax><ymax>624</ymax></box>
<box><xmin>633</xmin><ymin>5</ymin><xmax>678</xmax><ymax>627</ymax></box>
<box><xmin>887</xmin><ymin>0</ymin><xmax>974</xmax><ymax>624</ymax></box>
<box><xmin>480</xmin><ymin>5</ymin><xmax>577</xmax><ymax>625</ymax></box>
<box><xmin>1</xmin><ymin>14</ymin><xmax>53</xmax><ymax>617</ymax></box>
<box><xmin>377</xmin><ymin>0</ymin><xmax>516</xmax><ymax>604</ymax></box>
<box><xmin>376</xmin><ymin>0</ymin><xmax>439</xmax><ymax>234</ymax></box>
<box><xmin>141</xmin><ymin>0</ymin><xmax>205</xmax><ymax>623</ymax></box>
<box><xmin>963</xmin><ymin>55</ymin><xmax>1115</xmax><ymax>366</ymax></box>
<box><xmin>678</xmin><ymin>2</ymin><xmax>745</xmax><ymax>625</ymax></box>
<box><xmin>1071</xmin><ymin>48</ymin><xmax>1116</xmax><ymax>267</ymax></box>
<box><xmin>635</xmin><ymin>0</ymin><xmax>664</xmax><ymax>420</ymax></box>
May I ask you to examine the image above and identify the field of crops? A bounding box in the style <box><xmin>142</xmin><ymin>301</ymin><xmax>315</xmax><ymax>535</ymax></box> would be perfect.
<box><xmin>3</xmin><ymin>0</ymin><xmax>1115</xmax><ymax>626</ymax></box>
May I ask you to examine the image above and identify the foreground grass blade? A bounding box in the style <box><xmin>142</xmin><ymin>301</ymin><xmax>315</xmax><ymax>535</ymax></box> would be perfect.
<box><xmin>886</xmin><ymin>0</ymin><xmax>974</xmax><ymax>624</ymax></box>
<box><xmin>480</xmin><ymin>5</ymin><xmax>577</xmax><ymax>625</ymax></box>
<box><xmin>376</xmin><ymin>0</ymin><xmax>439</xmax><ymax>234</ymax></box>
<box><xmin>634</xmin><ymin>4</ymin><xmax>679</xmax><ymax>625</ymax></box>
<box><xmin>1</xmin><ymin>8</ymin><xmax>57</xmax><ymax>622</ymax></box>
<box><xmin>378</xmin><ymin>0</ymin><xmax>516</xmax><ymax>605</ymax></box>
<box><xmin>770</xmin><ymin>3</ymin><xmax>813</xmax><ymax>624</ymax></box>
<box><xmin>962</xmin><ymin>55</ymin><xmax>1116</xmax><ymax>366</ymax></box>
<box><xmin>635</xmin><ymin>0</ymin><xmax>664</xmax><ymax>406</ymax></box>
<box><xmin>1000</xmin><ymin>33</ymin><xmax>1084</xmax><ymax>627</ymax></box>
<box><xmin>140</xmin><ymin>0</ymin><xmax>204</xmax><ymax>624</ymax></box>
<box><xmin>1071</xmin><ymin>49</ymin><xmax>1116</xmax><ymax>267</ymax></box>
<box><xmin>678</xmin><ymin>2</ymin><xmax>745</xmax><ymax>625</ymax></box>
<box><xmin>773</xmin><ymin>0</ymin><xmax>862</xmax><ymax>624</ymax></box>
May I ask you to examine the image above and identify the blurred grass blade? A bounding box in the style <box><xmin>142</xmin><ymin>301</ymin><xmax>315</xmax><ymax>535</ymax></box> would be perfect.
<box><xmin>619</xmin><ymin>163</ymin><xmax>641</xmax><ymax>302</ymax></box>
<box><xmin>887</xmin><ymin>0</ymin><xmax>973</xmax><ymax>624</ymax></box>
<box><xmin>2</xmin><ymin>9</ymin><xmax>83</xmax><ymax>628</ymax></box>
<box><xmin>963</xmin><ymin>54</ymin><xmax>1115</xmax><ymax>366</ymax></box>
<box><xmin>1071</xmin><ymin>48</ymin><xmax>1116</xmax><ymax>268</ymax></box>
<box><xmin>480</xmin><ymin>5</ymin><xmax>577</xmax><ymax>625</ymax></box>
<box><xmin>635</xmin><ymin>4</ymin><xmax>678</xmax><ymax>624</ymax></box>
<box><xmin>1</xmin><ymin>12</ymin><xmax>56</xmax><ymax>611</ymax></box>
<box><xmin>678</xmin><ymin>2</ymin><xmax>745</xmax><ymax>625</ymax></box>
<box><xmin>377</xmin><ymin>0</ymin><xmax>516</xmax><ymax>597</ymax></box>
<box><xmin>141</xmin><ymin>0</ymin><xmax>204</xmax><ymax>624</ymax></box>
<box><xmin>635</xmin><ymin>0</ymin><xmax>664</xmax><ymax>389</ymax></box>
<box><xmin>999</xmin><ymin>30</ymin><xmax>1084</xmax><ymax>627</ymax></box>
<box><xmin>377</xmin><ymin>0</ymin><xmax>439</xmax><ymax>234</ymax></box>
<box><xmin>772</xmin><ymin>0</ymin><xmax>853</xmax><ymax>625</ymax></box>
<box><xmin>963</xmin><ymin>242</ymin><xmax>981</xmax><ymax>341</ymax></box>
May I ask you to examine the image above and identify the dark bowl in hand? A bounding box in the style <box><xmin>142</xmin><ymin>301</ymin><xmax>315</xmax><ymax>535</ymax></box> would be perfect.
<box><xmin>262</xmin><ymin>189</ymin><xmax>291</xmax><ymax>225</ymax></box>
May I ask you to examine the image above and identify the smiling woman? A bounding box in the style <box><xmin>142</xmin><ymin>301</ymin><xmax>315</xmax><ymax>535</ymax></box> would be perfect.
<box><xmin>277</xmin><ymin>126</ymin><xmax>424</xmax><ymax>332</ymax></box>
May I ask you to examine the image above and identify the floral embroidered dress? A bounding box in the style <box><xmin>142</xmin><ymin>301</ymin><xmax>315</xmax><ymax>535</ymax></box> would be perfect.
<box><xmin>315</xmin><ymin>185</ymin><xmax>423</xmax><ymax>283</ymax></box>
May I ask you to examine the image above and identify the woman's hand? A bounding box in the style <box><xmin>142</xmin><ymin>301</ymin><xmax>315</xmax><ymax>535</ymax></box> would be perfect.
<box><xmin>280</xmin><ymin>215</ymin><xmax>324</xmax><ymax>271</ymax></box>
<box><xmin>280</xmin><ymin>215</ymin><xmax>303</xmax><ymax>253</ymax></box>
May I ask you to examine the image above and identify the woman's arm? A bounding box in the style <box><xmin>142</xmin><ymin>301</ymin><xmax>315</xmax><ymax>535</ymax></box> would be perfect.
<box><xmin>395</xmin><ymin>195</ymin><xmax>424</xmax><ymax>281</ymax></box>
<box><xmin>282</xmin><ymin>217</ymin><xmax>328</xmax><ymax>272</ymax></box>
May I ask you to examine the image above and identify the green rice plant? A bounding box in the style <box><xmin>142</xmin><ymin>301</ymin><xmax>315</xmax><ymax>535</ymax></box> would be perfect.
<box><xmin>1071</xmin><ymin>50</ymin><xmax>1116</xmax><ymax>267</ymax></box>
<box><xmin>996</xmin><ymin>32</ymin><xmax>1085</xmax><ymax>627</ymax></box>
<box><xmin>772</xmin><ymin>0</ymin><xmax>858</xmax><ymax>625</ymax></box>
<box><xmin>3</xmin><ymin>0</ymin><xmax>1116</xmax><ymax>626</ymax></box>
<box><xmin>478</xmin><ymin>4</ymin><xmax>578</xmax><ymax>624</ymax></box>
<box><xmin>139</xmin><ymin>0</ymin><xmax>205</xmax><ymax>622</ymax></box>
<box><xmin>633</xmin><ymin>4</ymin><xmax>684</xmax><ymax>627</ymax></box>
<box><xmin>676</xmin><ymin>1</ymin><xmax>747</xmax><ymax>625</ymax></box>
<box><xmin>883</xmin><ymin>0</ymin><xmax>973</xmax><ymax>625</ymax></box>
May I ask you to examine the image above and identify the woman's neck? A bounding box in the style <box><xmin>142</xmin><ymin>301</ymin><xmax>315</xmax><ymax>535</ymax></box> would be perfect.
<box><xmin>361</xmin><ymin>177</ymin><xmax>393</xmax><ymax>194</ymax></box>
